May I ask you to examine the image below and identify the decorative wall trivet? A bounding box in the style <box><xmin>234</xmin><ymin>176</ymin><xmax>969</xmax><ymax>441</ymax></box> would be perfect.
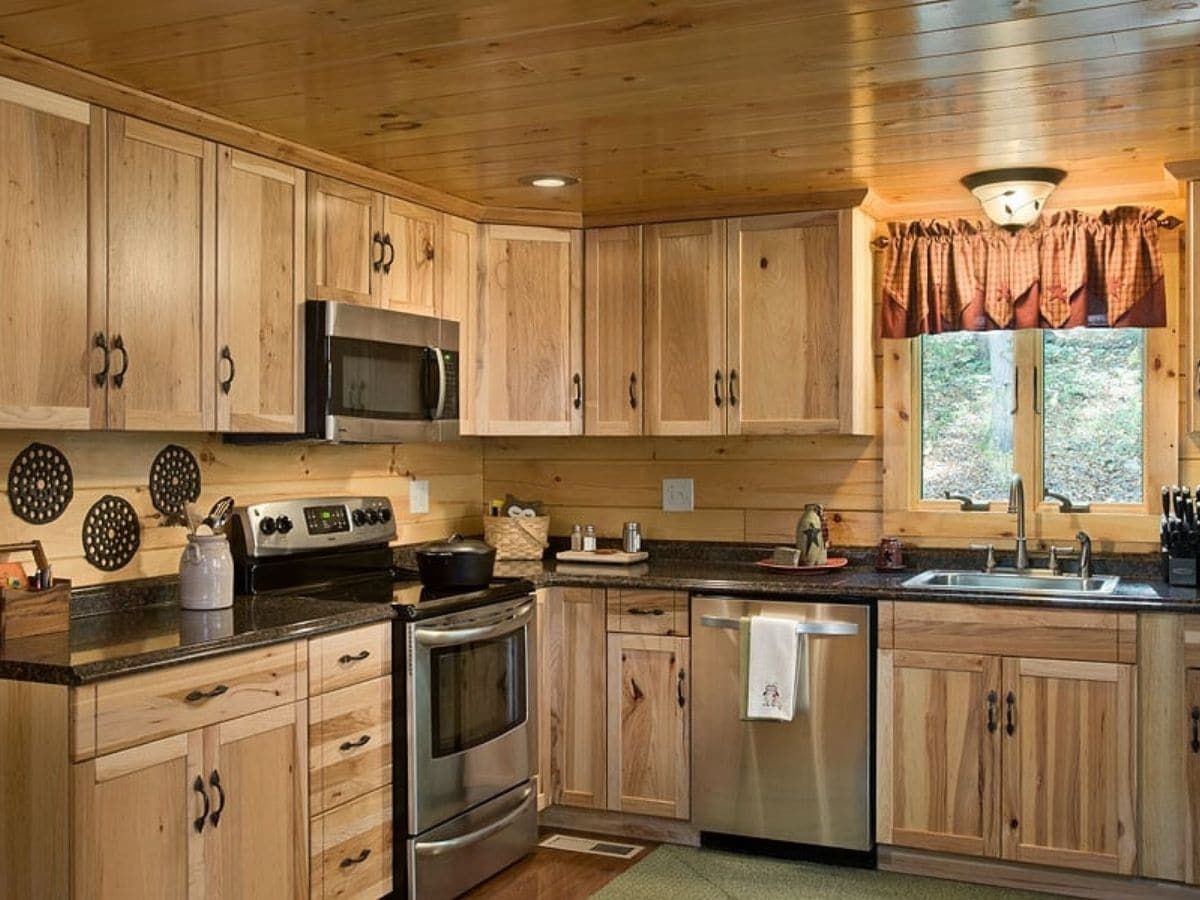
<box><xmin>7</xmin><ymin>442</ymin><xmax>74</xmax><ymax>524</ymax></box>
<box><xmin>82</xmin><ymin>495</ymin><xmax>141</xmax><ymax>571</ymax></box>
<box><xmin>148</xmin><ymin>444</ymin><xmax>201</xmax><ymax>525</ymax></box>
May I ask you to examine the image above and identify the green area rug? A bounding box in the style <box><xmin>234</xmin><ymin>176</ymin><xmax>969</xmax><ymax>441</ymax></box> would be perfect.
<box><xmin>592</xmin><ymin>845</ymin><xmax>1055</xmax><ymax>899</ymax></box>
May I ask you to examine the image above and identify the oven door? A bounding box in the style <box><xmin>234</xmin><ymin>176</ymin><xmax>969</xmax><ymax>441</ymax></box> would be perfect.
<box><xmin>408</xmin><ymin>597</ymin><xmax>535</xmax><ymax>835</ymax></box>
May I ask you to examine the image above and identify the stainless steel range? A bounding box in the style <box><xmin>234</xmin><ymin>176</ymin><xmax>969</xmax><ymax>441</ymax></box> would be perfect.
<box><xmin>228</xmin><ymin>496</ymin><xmax>537</xmax><ymax>900</ymax></box>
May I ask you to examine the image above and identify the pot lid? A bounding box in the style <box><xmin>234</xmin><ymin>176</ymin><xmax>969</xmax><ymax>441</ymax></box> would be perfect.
<box><xmin>419</xmin><ymin>533</ymin><xmax>495</xmax><ymax>555</ymax></box>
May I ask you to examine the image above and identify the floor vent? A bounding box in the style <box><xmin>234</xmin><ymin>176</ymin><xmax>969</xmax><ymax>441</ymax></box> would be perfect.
<box><xmin>539</xmin><ymin>833</ymin><xmax>644</xmax><ymax>859</ymax></box>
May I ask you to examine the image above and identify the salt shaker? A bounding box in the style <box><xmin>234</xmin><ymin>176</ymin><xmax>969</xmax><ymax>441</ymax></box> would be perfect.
<box><xmin>622</xmin><ymin>521</ymin><xmax>642</xmax><ymax>553</ymax></box>
<box><xmin>570</xmin><ymin>524</ymin><xmax>583</xmax><ymax>552</ymax></box>
<box><xmin>582</xmin><ymin>525</ymin><xmax>597</xmax><ymax>552</ymax></box>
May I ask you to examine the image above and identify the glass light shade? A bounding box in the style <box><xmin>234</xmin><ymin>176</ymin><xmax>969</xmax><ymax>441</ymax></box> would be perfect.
<box><xmin>961</xmin><ymin>167</ymin><xmax>1066</xmax><ymax>230</ymax></box>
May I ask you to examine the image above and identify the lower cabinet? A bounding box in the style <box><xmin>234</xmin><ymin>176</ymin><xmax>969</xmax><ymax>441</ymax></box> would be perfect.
<box><xmin>1188</xmin><ymin>668</ymin><xmax>1200</xmax><ymax>885</ymax></box>
<box><xmin>554</xmin><ymin>587</ymin><xmax>608</xmax><ymax>809</ymax></box>
<box><xmin>72</xmin><ymin>702</ymin><xmax>308</xmax><ymax>899</ymax></box>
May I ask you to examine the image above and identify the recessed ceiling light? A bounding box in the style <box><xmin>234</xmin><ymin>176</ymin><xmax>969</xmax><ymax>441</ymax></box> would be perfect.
<box><xmin>519</xmin><ymin>174</ymin><xmax>580</xmax><ymax>188</ymax></box>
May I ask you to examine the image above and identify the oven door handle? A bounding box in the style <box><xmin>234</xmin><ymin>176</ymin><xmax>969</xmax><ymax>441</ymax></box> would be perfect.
<box><xmin>412</xmin><ymin>784</ymin><xmax>533</xmax><ymax>857</ymax></box>
<box><xmin>413</xmin><ymin>601</ymin><xmax>534</xmax><ymax>646</ymax></box>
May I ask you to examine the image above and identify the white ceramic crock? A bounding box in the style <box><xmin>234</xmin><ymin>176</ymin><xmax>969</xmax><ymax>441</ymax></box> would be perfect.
<box><xmin>178</xmin><ymin>533</ymin><xmax>234</xmax><ymax>611</ymax></box>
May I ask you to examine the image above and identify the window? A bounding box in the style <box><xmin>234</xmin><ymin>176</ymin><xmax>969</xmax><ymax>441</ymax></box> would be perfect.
<box><xmin>919</xmin><ymin>328</ymin><xmax>1146</xmax><ymax>509</ymax></box>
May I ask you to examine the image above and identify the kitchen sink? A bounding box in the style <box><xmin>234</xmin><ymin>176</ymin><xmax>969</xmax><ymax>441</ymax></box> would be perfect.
<box><xmin>900</xmin><ymin>569</ymin><xmax>1121</xmax><ymax>598</ymax></box>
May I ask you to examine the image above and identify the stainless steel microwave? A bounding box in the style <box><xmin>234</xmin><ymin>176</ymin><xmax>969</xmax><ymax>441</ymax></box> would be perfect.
<box><xmin>304</xmin><ymin>300</ymin><xmax>459</xmax><ymax>443</ymax></box>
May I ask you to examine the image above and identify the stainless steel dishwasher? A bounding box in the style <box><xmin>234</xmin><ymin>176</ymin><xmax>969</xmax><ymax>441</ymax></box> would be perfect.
<box><xmin>691</xmin><ymin>595</ymin><xmax>872</xmax><ymax>853</ymax></box>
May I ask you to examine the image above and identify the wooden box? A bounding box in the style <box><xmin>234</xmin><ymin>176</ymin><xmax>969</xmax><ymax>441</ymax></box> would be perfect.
<box><xmin>0</xmin><ymin>541</ymin><xmax>69</xmax><ymax>640</ymax></box>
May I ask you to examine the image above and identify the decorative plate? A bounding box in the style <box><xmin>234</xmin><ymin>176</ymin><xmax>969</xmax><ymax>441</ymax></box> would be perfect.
<box><xmin>82</xmin><ymin>495</ymin><xmax>141</xmax><ymax>571</ymax></box>
<box><xmin>755</xmin><ymin>556</ymin><xmax>850</xmax><ymax>574</ymax></box>
<box><xmin>7</xmin><ymin>442</ymin><xmax>73</xmax><ymax>524</ymax></box>
<box><xmin>148</xmin><ymin>444</ymin><xmax>201</xmax><ymax>524</ymax></box>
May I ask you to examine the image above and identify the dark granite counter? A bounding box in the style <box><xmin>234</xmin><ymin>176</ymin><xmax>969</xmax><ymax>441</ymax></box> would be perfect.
<box><xmin>0</xmin><ymin>590</ymin><xmax>395</xmax><ymax>686</ymax></box>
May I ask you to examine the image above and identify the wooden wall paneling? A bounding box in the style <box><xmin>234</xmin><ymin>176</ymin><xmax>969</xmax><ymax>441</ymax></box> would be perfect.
<box><xmin>554</xmin><ymin>586</ymin><xmax>607</xmax><ymax>809</ymax></box>
<box><xmin>106</xmin><ymin>114</ymin><xmax>216</xmax><ymax>431</ymax></box>
<box><xmin>305</xmin><ymin>173</ymin><xmax>378</xmax><ymax>307</ymax></box>
<box><xmin>216</xmin><ymin>147</ymin><xmax>305</xmax><ymax>433</ymax></box>
<box><xmin>0</xmin><ymin>76</ymin><xmax>94</xmax><ymax>430</ymax></box>
<box><xmin>584</xmin><ymin>226</ymin><xmax>644</xmax><ymax>436</ymax></box>
<box><xmin>379</xmin><ymin>195</ymin><xmax>441</xmax><ymax>317</ymax></box>
<box><xmin>643</xmin><ymin>219</ymin><xmax>727</xmax><ymax>436</ymax></box>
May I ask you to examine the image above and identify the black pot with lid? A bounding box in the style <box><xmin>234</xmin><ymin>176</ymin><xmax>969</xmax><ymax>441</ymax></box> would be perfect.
<box><xmin>415</xmin><ymin>533</ymin><xmax>497</xmax><ymax>589</ymax></box>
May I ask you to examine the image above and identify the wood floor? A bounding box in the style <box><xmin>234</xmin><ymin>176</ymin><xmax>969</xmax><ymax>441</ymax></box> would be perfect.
<box><xmin>463</xmin><ymin>830</ymin><xmax>656</xmax><ymax>900</ymax></box>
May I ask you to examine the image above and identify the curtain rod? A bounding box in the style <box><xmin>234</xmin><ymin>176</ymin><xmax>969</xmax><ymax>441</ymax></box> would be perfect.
<box><xmin>869</xmin><ymin>214</ymin><xmax>1183</xmax><ymax>250</ymax></box>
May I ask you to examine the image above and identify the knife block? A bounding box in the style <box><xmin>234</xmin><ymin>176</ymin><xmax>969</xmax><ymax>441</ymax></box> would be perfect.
<box><xmin>1166</xmin><ymin>550</ymin><xmax>1197</xmax><ymax>587</ymax></box>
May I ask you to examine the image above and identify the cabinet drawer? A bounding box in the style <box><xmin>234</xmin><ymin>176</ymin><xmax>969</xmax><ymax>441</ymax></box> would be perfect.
<box><xmin>92</xmin><ymin>642</ymin><xmax>299</xmax><ymax>756</ymax></box>
<box><xmin>311</xmin><ymin>785</ymin><xmax>393</xmax><ymax>900</ymax></box>
<box><xmin>310</xmin><ymin>676</ymin><xmax>392</xmax><ymax>815</ymax></box>
<box><xmin>309</xmin><ymin>624</ymin><xmax>391</xmax><ymax>695</ymax></box>
<box><xmin>606</xmin><ymin>590</ymin><xmax>688</xmax><ymax>635</ymax></box>
<box><xmin>893</xmin><ymin>602</ymin><xmax>1129</xmax><ymax>662</ymax></box>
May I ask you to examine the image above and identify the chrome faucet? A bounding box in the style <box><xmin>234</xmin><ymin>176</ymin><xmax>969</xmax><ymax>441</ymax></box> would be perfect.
<box><xmin>1076</xmin><ymin>530</ymin><xmax>1093</xmax><ymax>579</ymax></box>
<box><xmin>1008</xmin><ymin>474</ymin><xmax>1030</xmax><ymax>570</ymax></box>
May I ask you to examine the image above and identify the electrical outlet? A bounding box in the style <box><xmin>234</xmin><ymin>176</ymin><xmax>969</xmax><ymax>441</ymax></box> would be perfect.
<box><xmin>662</xmin><ymin>478</ymin><xmax>694</xmax><ymax>512</ymax></box>
<box><xmin>409</xmin><ymin>479</ymin><xmax>430</xmax><ymax>515</ymax></box>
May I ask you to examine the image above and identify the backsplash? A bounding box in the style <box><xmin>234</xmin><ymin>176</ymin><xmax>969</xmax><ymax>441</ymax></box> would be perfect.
<box><xmin>0</xmin><ymin>432</ymin><xmax>483</xmax><ymax>586</ymax></box>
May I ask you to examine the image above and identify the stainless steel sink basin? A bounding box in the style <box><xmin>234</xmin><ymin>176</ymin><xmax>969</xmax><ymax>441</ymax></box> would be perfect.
<box><xmin>901</xmin><ymin>569</ymin><xmax>1121</xmax><ymax>598</ymax></box>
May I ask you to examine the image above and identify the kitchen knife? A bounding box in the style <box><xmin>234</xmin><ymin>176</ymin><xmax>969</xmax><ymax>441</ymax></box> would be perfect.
<box><xmin>1163</xmin><ymin>485</ymin><xmax>1173</xmax><ymax>519</ymax></box>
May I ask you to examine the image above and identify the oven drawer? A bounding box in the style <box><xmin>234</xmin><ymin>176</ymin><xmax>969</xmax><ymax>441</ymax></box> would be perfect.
<box><xmin>407</xmin><ymin>780</ymin><xmax>536</xmax><ymax>900</ymax></box>
<box><xmin>92</xmin><ymin>642</ymin><xmax>300</xmax><ymax>756</ymax></box>
<box><xmin>309</xmin><ymin>675</ymin><xmax>392</xmax><ymax>814</ymax></box>
<box><xmin>309</xmin><ymin>623</ymin><xmax>391</xmax><ymax>695</ymax></box>
<box><xmin>312</xmin><ymin>785</ymin><xmax>393</xmax><ymax>900</ymax></box>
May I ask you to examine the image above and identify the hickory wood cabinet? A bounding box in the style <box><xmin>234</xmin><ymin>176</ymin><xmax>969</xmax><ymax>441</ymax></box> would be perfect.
<box><xmin>548</xmin><ymin>586</ymin><xmax>690</xmax><ymax>820</ymax></box>
<box><xmin>877</xmin><ymin>602</ymin><xmax>1138</xmax><ymax>877</ymax></box>
<box><xmin>584</xmin><ymin>225</ymin><xmax>645</xmax><ymax>436</ymax></box>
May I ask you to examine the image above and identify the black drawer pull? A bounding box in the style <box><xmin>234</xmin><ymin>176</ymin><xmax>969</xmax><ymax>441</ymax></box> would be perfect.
<box><xmin>208</xmin><ymin>769</ymin><xmax>226</xmax><ymax>828</ymax></box>
<box><xmin>339</xmin><ymin>735</ymin><xmax>371</xmax><ymax>752</ymax></box>
<box><xmin>627</xmin><ymin>607</ymin><xmax>666</xmax><ymax>616</ymax></box>
<box><xmin>986</xmin><ymin>690</ymin><xmax>998</xmax><ymax>733</ymax></box>
<box><xmin>340</xmin><ymin>849</ymin><xmax>371</xmax><ymax>868</ymax></box>
<box><xmin>185</xmin><ymin>684</ymin><xmax>229</xmax><ymax>703</ymax></box>
<box><xmin>338</xmin><ymin>650</ymin><xmax>370</xmax><ymax>664</ymax></box>
<box><xmin>192</xmin><ymin>775</ymin><xmax>209</xmax><ymax>834</ymax></box>
<box><xmin>1005</xmin><ymin>691</ymin><xmax>1016</xmax><ymax>736</ymax></box>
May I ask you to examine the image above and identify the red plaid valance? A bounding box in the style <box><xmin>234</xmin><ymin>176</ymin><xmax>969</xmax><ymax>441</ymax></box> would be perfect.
<box><xmin>879</xmin><ymin>206</ymin><xmax>1167</xmax><ymax>338</ymax></box>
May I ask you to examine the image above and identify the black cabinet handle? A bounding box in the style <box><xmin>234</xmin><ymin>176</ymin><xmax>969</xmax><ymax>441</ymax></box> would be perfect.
<box><xmin>677</xmin><ymin>669</ymin><xmax>686</xmax><ymax>708</ymax></box>
<box><xmin>339</xmin><ymin>735</ymin><xmax>371</xmax><ymax>752</ymax></box>
<box><xmin>340</xmin><ymin>849</ymin><xmax>371</xmax><ymax>869</ymax></box>
<box><xmin>382</xmin><ymin>234</ymin><xmax>395</xmax><ymax>274</ymax></box>
<box><xmin>371</xmin><ymin>232</ymin><xmax>385</xmax><ymax>272</ymax></box>
<box><xmin>111</xmin><ymin>335</ymin><xmax>129</xmax><ymax>389</ymax></box>
<box><xmin>629</xmin><ymin>372</ymin><xmax>638</xmax><ymax>410</ymax></box>
<box><xmin>338</xmin><ymin>650</ymin><xmax>370</xmax><ymax>664</ymax></box>
<box><xmin>572</xmin><ymin>373</ymin><xmax>582</xmax><ymax>410</ymax></box>
<box><xmin>192</xmin><ymin>775</ymin><xmax>209</xmax><ymax>834</ymax></box>
<box><xmin>208</xmin><ymin>769</ymin><xmax>226</xmax><ymax>828</ymax></box>
<box><xmin>219</xmin><ymin>345</ymin><xmax>236</xmax><ymax>395</ymax></box>
<box><xmin>185</xmin><ymin>684</ymin><xmax>229</xmax><ymax>703</ymax></box>
<box><xmin>627</xmin><ymin>607</ymin><xmax>665</xmax><ymax>616</ymax></box>
<box><xmin>729</xmin><ymin>369</ymin><xmax>738</xmax><ymax>407</ymax></box>
<box><xmin>1005</xmin><ymin>691</ymin><xmax>1016</xmax><ymax>736</ymax></box>
<box><xmin>92</xmin><ymin>332</ymin><xmax>110</xmax><ymax>387</ymax></box>
<box><xmin>1191</xmin><ymin>706</ymin><xmax>1199</xmax><ymax>753</ymax></box>
<box><xmin>713</xmin><ymin>370</ymin><xmax>723</xmax><ymax>408</ymax></box>
<box><xmin>986</xmin><ymin>690</ymin><xmax>998</xmax><ymax>733</ymax></box>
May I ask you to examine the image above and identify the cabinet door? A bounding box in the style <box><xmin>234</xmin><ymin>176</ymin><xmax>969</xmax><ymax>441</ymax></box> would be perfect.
<box><xmin>727</xmin><ymin>212</ymin><xmax>842</xmax><ymax>435</ymax></box>
<box><xmin>606</xmin><ymin>633</ymin><xmax>689</xmax><ymax>819</ymax></box>
<box><xmin>306</xmin><ymin>174</ymin><xmax>377</xmax><ymax>306</ymax></box>
<box><xmin>0</xmin><ymin>78</ymin><xmax>99</xmax><ymax>429</ymax></box>
<box><xmin>584</xmin><ymin>226</ymin><xmax>643</xmax><ymax>436</ymax></box>
<box><xmin>72</xmin><ymin>733</ymin><xmax>203</xmax><ymax>900</ymax></box>
<box><xmin>475</xmin><ymin>225</ymin><xmax>582</xmax><ymax>435</ymax></box>
<box><xmin>551</xmin><ymin>587</ymin><xmax>607</xmax><ymax>809</ymax></box>
<box><xmin>643</xmin><ymin>219</ymin><xmax>726</xmax><ymax>435</ymax></box>
<box><xmin>1001</xmin><ymin>658</ymin><xmax>1136</xmax><ymax>875</ymax></box>
<box><xmin>216</xmin><ymin>147</ymin><xmax>305</xmax><ymax>432</ymax></box>
<box><xmin>877</xmin><ymin>650</ymin><xmax>1001</xmax><ymax>857</ymax></box>
<box><xmin>1188</xmin><ymin>668</ymin><xmax>1200</xmax><ymax>885</ymax></box>
<box><xmin>205</xmin><ymin>703</ymin><xmax>308</xmax><ymax>899</ymax></box>
<box><xmin>380</xmin><ymin>195</ymin><xmax>440</xmax><ymax>316</ymax></box>
<box><xmin>442</xmin><ymin>214</ymin><xmax>479</xmax><ymax>432</ymax></box>
<box><xmin>106</xmin><ymin>115</ymin><xmax>215</xmax><ymax>430</ymax></box>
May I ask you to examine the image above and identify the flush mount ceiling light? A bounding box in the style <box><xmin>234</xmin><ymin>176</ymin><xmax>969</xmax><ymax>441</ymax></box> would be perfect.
<box><xmin>518</xmin><ymin>173</ymin><xmax>580</xmax><ymax>188</ymax></box>
<box><xmin>960</xmin><ymin>167</ymin><xmax>1066</xmax><ymax>231</ymax></box>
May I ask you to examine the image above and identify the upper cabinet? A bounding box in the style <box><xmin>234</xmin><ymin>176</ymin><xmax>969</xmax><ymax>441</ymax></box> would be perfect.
<box><xmin>106</xmin><ymin>115</ymin><xmax>216</xmax><ymax>432</ymax></box>
<box><xmin>0</xmin><ymin>77</ymin><xmax>97</xmax><ymax>429</ymax></box>
<box><xmin>380</xmin><ymin>195</ymin><xmax>440</xmax><ymax>317</ymax></box>
<box><xmin>216</xmin><ymin>148</ymin><xmax>306</xmax><ymax>433</ymax></box>
<box><xmin>470</xmin><ymin>224</ymin><xmax>583</xmax><ymax>436</ymax></box>
<box><xmin>585</xmin><ymin>226</ymin><xmax>644</xmax><ymax>436</ymax></box>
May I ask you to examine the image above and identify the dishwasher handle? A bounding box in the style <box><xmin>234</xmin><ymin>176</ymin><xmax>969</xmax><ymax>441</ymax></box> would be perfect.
<box><xmin>699</xmin><ymin>614</ymin><xmax>858</xmax><ymax>636</ymax></box>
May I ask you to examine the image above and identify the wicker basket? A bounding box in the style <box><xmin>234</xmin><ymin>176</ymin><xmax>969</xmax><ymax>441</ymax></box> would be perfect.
<box><xmin>483</xmin><ymin>516</ymin><xmax>550</xmax><ymax>561</ymax></box>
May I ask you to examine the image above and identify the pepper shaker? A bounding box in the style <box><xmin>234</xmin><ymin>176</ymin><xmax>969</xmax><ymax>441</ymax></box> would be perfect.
<box><xmin>582</xmin><ymin>524</ymin><xmax>597</xmax><ymax>552</ymax></box>
<box><xmin>570</xmin><ymin>523</ymin><xmax>583</xmax><ymax>552</ymax></box>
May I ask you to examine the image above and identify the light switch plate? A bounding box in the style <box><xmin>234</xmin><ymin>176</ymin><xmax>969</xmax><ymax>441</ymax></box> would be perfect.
<box><xmin>662</xmin><ymin>478</ymin><xmax>694</xmax><ymax>512</ymax></box>
<box><xmin>409</xmin><ymin>479</ymin><xmax>430</xmax><ymax>515</ymax></box>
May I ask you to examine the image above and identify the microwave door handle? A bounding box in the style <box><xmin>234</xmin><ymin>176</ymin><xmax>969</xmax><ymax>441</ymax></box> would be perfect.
<box><xmin>431</xmin><ymin>347</ymin><xmax>447</xmax><ymax>420</ymax></box>
<box><xmin>413</xmin><ymin>601</ymin><xmax>534</xmax><ymax>647</ymax></box>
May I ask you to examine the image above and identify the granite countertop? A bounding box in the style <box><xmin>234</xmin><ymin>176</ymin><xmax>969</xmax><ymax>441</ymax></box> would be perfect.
<box><xmin>0</xmin><ymin>591</ymin><xmax>395</xmax><ymax>686</ymax></box>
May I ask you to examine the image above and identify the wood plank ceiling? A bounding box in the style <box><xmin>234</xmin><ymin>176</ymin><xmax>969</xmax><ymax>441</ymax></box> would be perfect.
<box><xmin>0</xmin><ymin>0</ymin><xmax>1198</xmax><ymax>221</ymax></box>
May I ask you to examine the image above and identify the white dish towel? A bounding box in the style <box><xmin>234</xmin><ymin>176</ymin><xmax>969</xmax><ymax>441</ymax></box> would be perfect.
<box><xmin>741</xmin><ymin>615</ymin><xmax>802</xmax><ymax>722</ymax></box>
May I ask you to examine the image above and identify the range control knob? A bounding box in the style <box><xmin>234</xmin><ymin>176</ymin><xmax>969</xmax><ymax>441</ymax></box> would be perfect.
<box><xmin>365</xmin><ymin>508</ymin><xmax>380</xmax><ymax>525</ymax></box>
<box><xmin>379</xmin><ymin>507</ymin><xmax>392</xmax><ymax>523</ymax></box>
<box><xmin>259</xmin><ymin>517</ymin><xmax>277</xmax><ymax>536</ymax></box>
<box><xmin>275</xmin><ymin>515</ymin><xmax>293</xmax><ymax>535</ymax></box>
<box><xmin>352</xmin><ymin>509</ymin><xmax>367</xmax><ymax>527</ymax></box>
